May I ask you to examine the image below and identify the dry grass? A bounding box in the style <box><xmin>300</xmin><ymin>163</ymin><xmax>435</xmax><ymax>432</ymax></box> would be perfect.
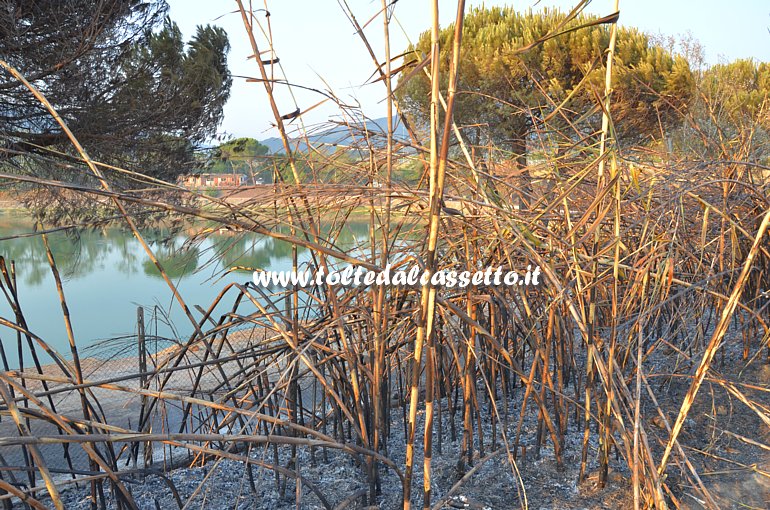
<box><xmin>0</xmin><ymin>1</ymin><xmax>769</xmax><ymax>509</ymax></box>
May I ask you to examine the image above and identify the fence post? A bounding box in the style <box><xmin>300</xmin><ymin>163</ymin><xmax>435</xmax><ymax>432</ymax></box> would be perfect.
<box><xmin>137</xmin><ymin>306</ymin><xmax>146</xmax><ymax>387</ymax></box>
<box><xmin>136</xmin><ymin>306</ymin><xmax>154</xmax><ymax>467</ymax></box>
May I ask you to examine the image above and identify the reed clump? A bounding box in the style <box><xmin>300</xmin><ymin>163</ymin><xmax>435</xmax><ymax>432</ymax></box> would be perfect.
<box><xmin>0</xmin><ymin>1</ymin><xmax>769</xmax><ymax>509</ymax></box>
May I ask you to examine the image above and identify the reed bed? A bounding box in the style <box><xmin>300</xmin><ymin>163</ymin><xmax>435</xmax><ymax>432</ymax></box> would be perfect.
<box><xmin>1</xmin><ymin>1</ymin><xmax>769</xmax><ymax>509</ymax></box>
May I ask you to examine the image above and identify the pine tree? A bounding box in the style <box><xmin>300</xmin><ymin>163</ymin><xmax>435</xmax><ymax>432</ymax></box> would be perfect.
<box><xmin>397</xmin><ymin>7</ymin><xmax>694</xmax><ymax>165</ymax></box>
<box><xmin>1</xmin><ymin>1</ymin><xmax>232</xmax><ymax>180</ymax></box>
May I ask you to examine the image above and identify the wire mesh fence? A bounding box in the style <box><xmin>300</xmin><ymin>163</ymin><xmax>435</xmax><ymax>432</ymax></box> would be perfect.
<box><xmin>0</xmin><ymin>1</ymin><xmax>769</xmax><ymax>509</ymax></box>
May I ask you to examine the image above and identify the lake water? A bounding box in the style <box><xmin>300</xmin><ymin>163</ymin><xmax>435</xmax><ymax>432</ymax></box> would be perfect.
<box><xmin>0</xmin><ymin>212</ymin><xmax>372</xmax><ymax>367</ymax></box>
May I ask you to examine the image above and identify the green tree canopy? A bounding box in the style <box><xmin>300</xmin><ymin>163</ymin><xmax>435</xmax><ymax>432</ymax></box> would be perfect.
<box><xmin>397</xmin><ymin>7</ymin><xmax>694</xmax><ymax>164</ymax></box>
<box><xmin>1</xmin><ymin>1</ymin><xmax>231</xmax><ymax>180</ymax></box>
<box><xmin>676</xmin><ymin>59</ymin><xmax>770</xmax><ymax>163</ymax></box>
<box><xmin>208</xmin><ymin>138</ymin><xmax>270</xmax><ymax>182</ymax></box>
<box><xmin>701</xmin><ymin>59</ymin><xmax>770</xmax><ymax>123</ymax></box>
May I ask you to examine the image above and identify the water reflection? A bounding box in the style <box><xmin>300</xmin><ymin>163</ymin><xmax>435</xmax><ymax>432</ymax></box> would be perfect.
<box><xmin>0</xmin><ymin>213</ymin><xmax>376</xmax><ymax>367</ymax></box>
<box><xmin>1</xmin><ymin>217</ymin><xmax>374</xmax><ymax>283</ymax></box>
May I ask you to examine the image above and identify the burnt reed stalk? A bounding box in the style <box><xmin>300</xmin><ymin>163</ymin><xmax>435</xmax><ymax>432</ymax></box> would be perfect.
<box><xmin>0</xmin><ymin>1</ymin><xmax>768</xmax><ymax>509</ymax></box>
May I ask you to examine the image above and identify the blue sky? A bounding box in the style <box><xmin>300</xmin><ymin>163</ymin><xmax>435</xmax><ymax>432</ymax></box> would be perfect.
<box><xmin>167</xmin><ymin>1</ymin><xmax>770</xmax><ymax>140</ymax></box>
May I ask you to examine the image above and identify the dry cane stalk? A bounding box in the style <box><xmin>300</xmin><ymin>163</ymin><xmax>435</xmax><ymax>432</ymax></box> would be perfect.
<box><xmin>658</xmin><ymin>206</ymin><xmax>770</xmax><ymax>474</ymax></box>
<box><xmin>598</xmin><ymin>0</ymin><xmax>620</xmax><ymax>490</ymax></box>
<box><xmin>0</xmin><ymin>381</ymin><xmax>63</xmax><ymax>510</ymax></box>
<box><xmin>403</xmin><ymin>1</ymin><xmax>465</xmax><ymax>508</ymax></box>
<box><xmin>1</xmin><ymin>4</ymin><xmax>768</xmax><ymax>509</ymax></box>
<box><xmin>41</xmin><ymin>231</ymin><xmax>104</xmax><ymax>508</ymax></box>
<box><xmin>370</xmin><ymin>0</ymin><xmax>396</xmax><ymax>502</ymax></box>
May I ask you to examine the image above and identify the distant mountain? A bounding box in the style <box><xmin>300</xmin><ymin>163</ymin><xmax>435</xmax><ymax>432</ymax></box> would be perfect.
<box><xmin>259</xmin><ymin>136</ymin><xmax>285</xmax><ymax>154</ymax></box>
<box><xmin>259</xmin><ymin>116</ymin><xmax>411</xmax><ymax>154</ymax></box>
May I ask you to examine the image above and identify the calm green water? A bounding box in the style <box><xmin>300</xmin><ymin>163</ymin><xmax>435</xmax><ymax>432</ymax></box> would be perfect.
<box><xmin>0</xmin><ymin>213</ymin><xmax>372</xmax><ymax>367</ymax></box>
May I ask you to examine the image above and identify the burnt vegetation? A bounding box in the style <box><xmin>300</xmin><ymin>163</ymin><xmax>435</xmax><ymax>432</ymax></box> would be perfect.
<box><xmin>0</xmin><ymin>1</ymin><xmax>769</xmax><ymax>509</ymax></box>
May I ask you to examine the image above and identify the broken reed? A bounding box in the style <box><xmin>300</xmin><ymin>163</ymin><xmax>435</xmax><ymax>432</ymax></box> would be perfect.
<box><xmin>0</xmin><ymin>1</ymin><xmax>769</xmax><ymax>510</ymax></box>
